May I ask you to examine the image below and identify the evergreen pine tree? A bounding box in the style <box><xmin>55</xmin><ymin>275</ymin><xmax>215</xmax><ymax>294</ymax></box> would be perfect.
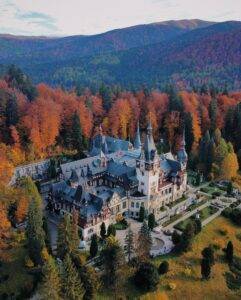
<box><xmin>80</xmin><ymin>266</ymin><xmax>100</xmax><ymax>300</ymax></box>
<box><xmin>26</xmin><ymin>197</ymin><xmax>45</xmax><ymax>265</ymax></box>
<box><xmin>57</xmin><ymin>214</ymin><xmax>79</xmax><ymax>259</ymax></box>
<box><xmin>172</xmin><ymin>230</ymin><xmax>181</xmax><ymax>245</ymax></box>
<box><xmin>107</xmin><ymin>224</ymin><xmax>116</xmax><ymax>237</ymax></box>
<box><xmin>61</xmin><ymin>254</ymin><xmax>85</xmax><ymax>300</ymax></box>
<box><xmin>158</xmin><ymin>261</ymin><xmax>169</xmax><ymax>275</ymax></box>
<box><xmin>226</xmin><ymin>241</ymin><xmax>234</xmax><ymax>264</ymax></box>
<box><xmin>124</xmin><ymin>227</ymin><xmax>135</xmax><ymax>263</ymax></box>
<box><xmin>227</xmin><ymin>181</ymin><xmax>233</xmax><ymax>195</ymax></box>
<box><xmin>139</xmin><ymin>206</ymin><xmax>145</xmax><ymax>222</ymax></box>
<box><xmin>166</xmin><ymin>84</ymin><xmax>183</xmax><ymax>112</ymax></box>
<box><xmin>134</xmin><ymin>261</ymin><xmax>159</xmax><ymax>291</ymax></box>
<box><xmin>202</xmin><ymin>246</ymin><xmax>215</xmax><ymax>266</ymax></box>
<box><xmin>5</xmin><ymin>95</ymin><xmax>19</xmax><ymax>127</ymax></box>
<box><xmin>148</xmin><ymin>213</ymin><xmax>155</xmax><ymax>231</ymax></box>
<box><xmin>194</xmin><ymin>218</ymin><xmax>202</xmax><ymax>234</ymax></box>
<box><xmin>42</xmin><ymin>216</ymin><xmax>51</xmax><ymax>254</ymax></box>
<box><xmin>40</xmin><ymin>255</ymin><xmax>61</xmax><ymax>300</ymax></box>
<box><xmin>99</xmin><ymin>83</ymin><xmax>113</xmax><ymax>111</ymax></box>
<box><xmin>71</xmin><ymin>209</ymin><xmax>80</xmax><ymax>251</ymax></box>
<box><xmin>71</xmin><ymin>112</ymin><xmax>84</xmax><ymax>155</ymax></box>
<box><xmin>90</xmin><ymin>234</ymin><xmax>98</xmax><ymax>258</ymax></box>
<box><xmin>100</xmin><ymin>236</ymin><xmax>125</xmax><ymax>295</ymax></box>
<box><xmin>100</xmin><ymin>222</ymin><xmax>106</xmax><ymax>239</ymax></box>
<box><xmin>201</xmin><ymin>258</ymin><xmax>211</xmax><ymax>280</ymax></box>
<box><xmin>209</xmin><ymin>98</ymin><xmax>218</xmax><ymax>133</ymax></box>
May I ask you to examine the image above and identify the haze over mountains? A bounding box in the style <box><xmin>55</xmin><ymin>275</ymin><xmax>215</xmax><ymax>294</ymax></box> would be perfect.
<box><xmin>0</xmin><ymin>19</ymin><xmax>241</xmax><ymax>89</ymax></box>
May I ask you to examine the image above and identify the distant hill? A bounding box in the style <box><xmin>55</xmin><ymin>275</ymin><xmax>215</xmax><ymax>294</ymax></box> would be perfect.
<box><xmin>1</xmin><ymin>20</ymin><xmax>241</xmax><ymax>89</ymax></box>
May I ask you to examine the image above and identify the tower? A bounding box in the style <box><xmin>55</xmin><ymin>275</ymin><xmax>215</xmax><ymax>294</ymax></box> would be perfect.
<box><xmin>136</xmin><ymin>119</ymin><xmax>160</xmax><ymax>197</ymax></box>
<box><xmin>134</xmin><ymin>121</ymin><xmax>141</xmax><ymax>150</ymax></box>
<box><xmin>177</xmin><ymin>129</ymin><xmax>188</xmax><ymax>169</ymax></box>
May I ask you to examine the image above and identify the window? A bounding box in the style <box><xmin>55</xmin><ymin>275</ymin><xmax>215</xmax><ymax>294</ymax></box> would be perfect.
<box><xmin>136</xmin><ymin>212</ymin><xmax>139</xmax><ymax>217</ymax></box>
<box><xmin>169</xmin><ymin>188</ymin><xmax>172</xmax><ymax>193</ymax></box>
<box><xmin>142</xmin><ymin>172</ymin><xmax>144</xmax><ymax>176</ymax></box>
<box><xmin>122</xmin><ymin>201</ymin><xmax>126</xmax><ymax>209</ymax></box>
<box><xmin>141</xmin><ymin>182</ymin><xmax>144</xmax><ymax>186</ymax></box>
<box><xmin>131</xmin><ymin>202</ymin><xmax>134</xmax><ymax>208</ymax></box>
<box><xmin>136</xmin><ymin>202</ymin><xmax>140</xmax><ymax>208</ymax></box>
<box><xmin>141</xmin><ymin>202</ymin><xmax>144</xmax><ymax>206</ymax></box>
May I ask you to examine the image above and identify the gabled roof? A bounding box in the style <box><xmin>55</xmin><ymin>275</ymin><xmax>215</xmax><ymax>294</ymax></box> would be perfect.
<box><xmin>107</xmin><ymin>160</ymin><xmax>135</xmax><ymax>177</ymax></box>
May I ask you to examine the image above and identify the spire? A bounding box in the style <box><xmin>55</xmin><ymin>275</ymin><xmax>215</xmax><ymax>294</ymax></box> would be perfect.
<box><xmin>147</xmin><ymin>115</ymin><xmax>152</xmax><ymax>135</ymax></box>
<box><xmin>177</xmin><ymin>129</ymin><xmax>188</xmax><ymax>164</ymax></box>
<box><xmin>143</xmin><ymin>117</ymin><xmax>157</xmax><ymax>161</ymax></box>
<box><xmin>99</xmin><ymin>124</ymin><xmax>103</xmax><ymax>135</ymax></box>
<box><xmin>134</xmin><ymin>121</ymin><xmax>141</xmax><ymax>149</ymax></box>
<box><xmin>180</xmin><ymin>128</ymin><xmax>186</xmax><ymax>148</ymax></box>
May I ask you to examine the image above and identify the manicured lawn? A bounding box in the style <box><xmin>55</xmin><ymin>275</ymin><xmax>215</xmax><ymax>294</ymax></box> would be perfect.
<box><xmin>174</xmin><ymin>206</ymin><xmax>219</xmax><ymax>231</ymax></box>
<box><xmin>200</xmin><ymin>185</ymin><xmax>226</xmax><ymax>196</ymax></box>
<box><xmin>187</xmin><ymin>199</ymin><xmax>207</xmax><ymax>212</ymax></box>
<box><xmin>114</xmin><ymin>222</ymin><xmax>128</xmax><ymax>230</ymax></box>
<box><xmin>162</xmin><ymin>214</ymin><xmax>183</xmax><ymax>227</ymax></box>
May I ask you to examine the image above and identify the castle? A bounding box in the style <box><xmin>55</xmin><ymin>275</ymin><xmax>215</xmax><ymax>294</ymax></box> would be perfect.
<box><xmin>50</xmin><ymin>121</ymin><xmax>188</xmax><ymax>240</ymax></box>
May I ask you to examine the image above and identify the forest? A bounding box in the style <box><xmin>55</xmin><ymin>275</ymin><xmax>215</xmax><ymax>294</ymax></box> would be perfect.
<box><xmin>0</xmin><ymin>65</ymin><xmax>241</xmax><ymax>185</ymax></box>
<box><xmin>0</xmin><ymin>65</ymin><xmax>241</xmax><ymax>298</ymax></box>
<box><xmin>0</xmin><ymin>21</ymin><xmax>241</xmax><ymax>90</ymax></box>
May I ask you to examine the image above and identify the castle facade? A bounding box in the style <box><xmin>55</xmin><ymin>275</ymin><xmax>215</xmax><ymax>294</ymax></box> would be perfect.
<box><xmin>50</xmin><ymin>122</ymin><xmax>188</xmax><ymax>240</ymax></box>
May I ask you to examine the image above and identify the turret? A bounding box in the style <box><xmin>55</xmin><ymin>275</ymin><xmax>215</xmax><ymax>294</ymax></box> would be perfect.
<box><xmin>144</xmin><ymin>119</ymin><xmax>157</xmax><ymax>161</ymax></box>
<box><xmin>134</xmin><ymin>121</ymin><xmax>141</xmax><ymax>150</ymax></box>
<box><xmin>135</xmin><ymin>119</ymin><xmax>160</xmax><ymax>197</ymax></box>
<box><xmin>177</xmin><ymin>129</ymin><xmax>188</xmax><ymax>167</ymax></box>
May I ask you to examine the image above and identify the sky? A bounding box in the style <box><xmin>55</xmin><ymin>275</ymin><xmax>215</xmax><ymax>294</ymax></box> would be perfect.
<box><xmin>0</xmin><ymin>0</ymin><xmax>241</xmax><ymax>36</ymax></box>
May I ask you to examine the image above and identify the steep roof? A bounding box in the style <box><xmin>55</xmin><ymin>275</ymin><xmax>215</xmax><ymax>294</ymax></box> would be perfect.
<box><xmin>143</xmin><ymin>120</ymin><xmax>157</xmax><ymax>161</ymax></box>
<box><xmin>134</xmin><ymin>122</ymin><xmax>141</xmax><ymax>149</ymax></box>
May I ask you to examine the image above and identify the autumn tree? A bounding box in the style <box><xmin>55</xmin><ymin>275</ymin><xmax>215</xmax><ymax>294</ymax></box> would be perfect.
<box><xmin>57</xmin><ymin>213</ymin><xmax>79</xmax><ymax>260</ymax></box>
<box><xmin>221</xmin><ymin>152</ymin><xmax>239</xmax><ymax>180</ymax></box>
<box><xmin>15</xmin><ymin>194</ymin><xmax>29</xmax><ymax>224</ymax></box>
<box><xmin>61</xmin><ymin>254</ymin><xmax>85</xmax><ymax>300</ymax></box>
<box><xmin>40</xmin><ymin>255</ymin><xmax>62</xmax><ymax>300</ymax></box>
<box><xmin>79</xmin><ymin>265</ymin><xmax>100</xmax><ymax>300</ymax></box>
<box><xmin>137</xmin><ymin>221</ymin><xmax>152</xmax><ymax>260</ymax></box>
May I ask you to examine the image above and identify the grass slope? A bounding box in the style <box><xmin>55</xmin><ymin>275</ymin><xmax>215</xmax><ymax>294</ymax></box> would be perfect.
<box><xmin>153</xmin><ymin>216</ymin><xmax>241</xmax><ymax>300</ymax></box>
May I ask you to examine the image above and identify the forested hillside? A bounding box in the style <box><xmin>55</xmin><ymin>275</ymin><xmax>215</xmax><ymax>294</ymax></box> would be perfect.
<box><xmin>0</xmin><ymin>66</ymin><xmax>241</xmax><ymax>186</ymax></box>
<box><xmin>0</xmin><ymin>66</ymin><xmax>241</xmax><ymax>299</ymax></box>
<box><xmin>2</xmin><ymin>20</ymin><xmax>241</xmax><ymax>89</ymax></box>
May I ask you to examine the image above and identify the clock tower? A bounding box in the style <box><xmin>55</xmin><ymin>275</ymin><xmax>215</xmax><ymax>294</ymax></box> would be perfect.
<box><xmin>136</xmin><ymin>120</ymin><xmax>160</xmax><ymax>197</ymax></box>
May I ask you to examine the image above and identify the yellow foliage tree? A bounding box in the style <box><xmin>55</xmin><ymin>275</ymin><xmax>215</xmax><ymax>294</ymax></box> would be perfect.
<box><xmin>221</xmin><ymin>152</ymin><xmax>239</xmax><ymax>180</ymax></box>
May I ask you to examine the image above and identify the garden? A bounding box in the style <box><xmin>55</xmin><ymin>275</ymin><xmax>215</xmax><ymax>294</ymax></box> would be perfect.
<box><xmin>174</xmin><ymin>206</ymin><xmax>219</xmax><ymax>231</ymax></box>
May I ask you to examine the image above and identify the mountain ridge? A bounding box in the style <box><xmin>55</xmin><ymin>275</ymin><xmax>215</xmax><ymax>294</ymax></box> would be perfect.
<box><xmin>0</xmin><ymin>20</ymin><xmax>240</xmax><ymax>89</ymax></box>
